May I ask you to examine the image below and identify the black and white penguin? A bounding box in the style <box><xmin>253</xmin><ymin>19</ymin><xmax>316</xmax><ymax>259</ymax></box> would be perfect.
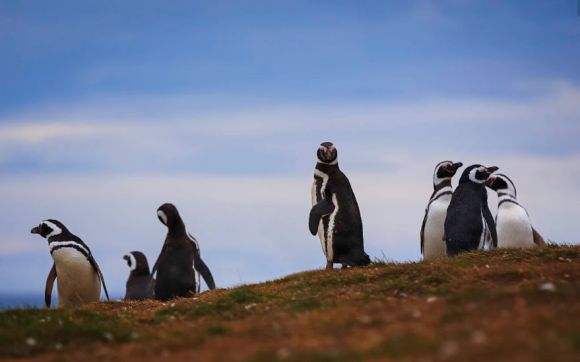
<box><xmin>123</xmin><ymin>251</ymin><xmax>154</xmax><ymax>301</ymax></box>
<box><xmin>485</xmin><ymin>173</ymin><xmax>545</xmax><ymax>248</ymax></box>
<box><xmin>152</xmin><ymin>203</ymin><xmax>216</xmax><ymax>301</ymax></box>
<box><xmin>444</xmin><ymin>164</ymin><xmax>499</xmax><ymax>256</ymax></box>
<box><xmin>309</xmin><ymin>142</ymin><xmax>371</xmax><ymax>269</ymax></box>
<box><xmin>420</xmin><ymin>161</ymin><xmax>463</xmax><ymax>260</ymax></box>
<box><xmin>30</xmin><ymin>219</ymin><xmax>110</xmax><ymax>308</ymax></box>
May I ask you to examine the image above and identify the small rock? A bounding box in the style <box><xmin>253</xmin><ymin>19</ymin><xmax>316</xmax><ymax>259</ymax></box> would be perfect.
<box><xmin>55</xmin><ymin>343</ymin><xmax>63</xmax><ymax>351</ymax></box>
<box><xmin>130</xmin><ymin>331</ymin><xmax>140</xmax><ymax>340</ymax></box>
<box><xmin>170</xmin><ymin>303</ymin><xmax>176</xmax><ymax>308</ymax></box>
<box><xmin>471</xmin><ymin>330</ymin><xmax>486</xmax><ymax>344</ymax></box>
<box><xmin>412</xmin><ymin>310</ymin><xmax>421</xmax><ymax>319</ymax></box>
<box><xmin>244</xmin><ymin>303</ymin><xmax>257</xmax><ymax>310</ymax></box>
<box><xmin>485</xmin><ymin>264</ymin><xmax>490</xmax><ymax>269</ymax></box>
<box><xmin>25</xmin><ymin>337</ymin><xmax>37</xmax><ymax>347</ymax></box>
<box><xmin>440</xmin><ymin>340</ymin><xmax>458</xmax><ymax>357</ymax></box>
<box><xmin>539</xmin><ymin>282</ymin><xmax>556</xmax><ymax>292</ymax></box>
<box><xmin>103</xmin><ymin>332</ymin><xmax>114</xmax><ymax>342</ymax></box>
<box><xmin>564</xmin><ymin>274</ymin><xmax>571</xmax><ymax>279</ymax></box>
<box><xmin>276</xmin><ymin>348</ymin><xmax>290</xmax><ymax>360</ymax></box>
<box><xmin>426</xmin><ymin>296</ymin><xmax>437</xmax><ymax>303</ymax></box>
<box><xmin>357</xmin><ymin>315</ymin><xmax>372</xmax><ymax>324</ymax></box>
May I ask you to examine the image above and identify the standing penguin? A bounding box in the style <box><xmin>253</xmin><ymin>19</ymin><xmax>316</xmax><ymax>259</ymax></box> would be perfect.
<box><xmin>444</xmin><ymin>164</ymin><xmax>499</xmax><ymax>256</ymax></box>
<box><xmin>123</xmin><ymin>251</ymin><xmax>154</xmax><ymax>301</ymax></box>
<box><xmin>309</xmin><ymin>142</ymin><xmax>371</xmax><ymax>269</ymax></box>
<box><xmin>30</xmin><ymin>219</ymin><xmax>110</xmax><ymax>308</ymax></box>
<box><xmin>152</xmin><ymin>203</ymin><xmax>216</xmax><ymax>301</ymax></box>
<box><xmin>486</xmin><ymin>173</ymin><xmax>545</xmax><ymax>248</ymax></box>
<box><xmin>420</xmin><ymin>161</ymin><xmax>463</xmax><ymax>260</ymax></box>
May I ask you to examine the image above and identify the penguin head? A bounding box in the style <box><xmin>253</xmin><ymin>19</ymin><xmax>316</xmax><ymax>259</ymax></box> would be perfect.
<box><xmin>157</xmin><ymin>203</ymin><xmax>182</xmax><ymax>228</ymax></box>
<box><xmin>460</xmin><ymin>164</ymin><xmax>499</xmax><ymax>184</ymax></box>
<box><xmin>123</xmin><ymin>251</ymin><xmax>150</xmax><ymax>274</ymax></box>
<box><xmin>30</xmin><ymin>219</ymin><xmax>67</xmax><ymax>239</ymax></box>
<box><xmin>433</xmin><ymin>160</ymin><xmax>463</xmax><ymax>186</ymax></box>
<box><xmin>486</xmin><ymin>173</ymin><xmax>517</xmax><ymax>198</ymax></box>
<box><xmin>317</xmin><ymin>142</ymin><xmax>338</xmax><ymax>164</ymax></box>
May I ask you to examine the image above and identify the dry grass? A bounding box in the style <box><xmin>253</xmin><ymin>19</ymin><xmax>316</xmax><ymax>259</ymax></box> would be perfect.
<box><xmin>1</xmin><ymin>244</ymin><xmax>579</xmax><ymax>361</ymax></box>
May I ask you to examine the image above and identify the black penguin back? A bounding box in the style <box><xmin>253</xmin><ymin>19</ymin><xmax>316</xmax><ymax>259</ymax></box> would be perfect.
<box><xmin>444</xmin><ymin>166</ymin><xmax>489</xmax><ymax>255</ymax></box>
<box><xmin>154</xmin><ymin>203</ymin><xmax>196</xmax><ymax>301</ymax></box>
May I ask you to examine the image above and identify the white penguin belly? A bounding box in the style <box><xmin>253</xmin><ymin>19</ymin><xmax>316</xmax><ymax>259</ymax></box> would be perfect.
<box><xmin>52</xmin><ymin>248</ymin><xmax>101</xmax><ymax>307</ymax></box>
<box><xmin>311</xmin><ymin>181</ymin><xmax>328</xmax><ymax>257</ymax></box>
<box><xmin>497</xmin><ymin>204</ymin><xmax>534</xmax><ymax>248</ymax></box>
<box><xmin>423</xmin><ymin>197</ymin><xmax>450</xmax><ymax>260</ymax></box>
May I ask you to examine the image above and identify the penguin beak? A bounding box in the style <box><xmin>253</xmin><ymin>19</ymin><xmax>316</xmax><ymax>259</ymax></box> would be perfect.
<box><xmin>30</xmin><ymin>226</ymin><xmax>40</xmax><ymax>234</ymax></box>
<box><xmin>451</xmin><ymin>162</ymin><xmax>463</xmax><ymax>170</ymax></box>
<box><xmin>486</xmin><ymin>166</ymin><xmax>499</xmax><ymax>174</ymax></box>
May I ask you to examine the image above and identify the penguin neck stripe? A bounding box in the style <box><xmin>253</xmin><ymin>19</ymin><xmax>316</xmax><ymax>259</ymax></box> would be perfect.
<box><xmin>317</xmin><ymin>159</ymin><xmax>338</xmax><ymax>165</ymax></box>
<box><xmin>43</xmin><ymin>221</ymin><xmax>63</xmax><ymax>238</ymax></box>
<box><xmin>498</xmin><ymin>191</ymin><xmax>516</xmax><ymax>199</ymax></box>
<box><xmin>314</xmin><ymin>169</ymin><xmax>330</xmax><ymax>198</ymax></box>
<box><xmin>127</xmin><ymin>253</ymin><xmax>137</xmax><ymax>271</ymax></box>
<box><xmin>430</xmin><ymin>187</ymin><xmax>453</xmax><ymax>204</ymax></box>
<box><xmin>49</xmin><ymin>241</ymin><xmax>91</xmax><ymax>259</ymax></box>
<box><xmin>468</xmin><ymin>169</ymin><xmax>485</xmax><ymax>184</ymax></box>
<box><xmin>498</xmin><ymin>198</ymin><xmax>521</xmax><ymax>208</ymax></box>
<box><xmin>433</xmin><ymin>179</ymin><xmax>452</xmax><ymax>192</ymax></box>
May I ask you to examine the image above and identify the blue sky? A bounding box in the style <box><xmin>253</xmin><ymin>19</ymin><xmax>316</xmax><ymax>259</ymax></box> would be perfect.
<box><xmin>0</xmin><ymin>1</ymin><xmax>579</xmax><ymax>302</ymax></box>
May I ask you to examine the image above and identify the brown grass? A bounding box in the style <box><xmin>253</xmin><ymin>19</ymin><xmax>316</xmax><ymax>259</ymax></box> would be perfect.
<box><xmin>1</xmin><ymin>244</ymin><xmax>579</xmax><ymax>362</ymax></box>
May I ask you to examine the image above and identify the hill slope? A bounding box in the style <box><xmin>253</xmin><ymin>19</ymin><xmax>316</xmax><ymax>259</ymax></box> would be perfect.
<box><xmin>1</xmin><ymin>245</ymin><xmax>579</xmax><ymax>362</ymax></box>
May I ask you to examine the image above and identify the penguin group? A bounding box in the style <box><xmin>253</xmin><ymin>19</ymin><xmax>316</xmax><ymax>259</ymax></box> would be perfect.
<box><xmin>29</xmin><ymin>142</ymin><xmax>545</xmax><ymax>308</ymax></box>
<box><xmin>421</xmin><ymin>162</ymin><xmax>545</xmax><ymax>260</ymax></box>
<box><xmin>31</xmin><ymin>202</ymin><xmax>215</xmax><ymax>307</ymax></box>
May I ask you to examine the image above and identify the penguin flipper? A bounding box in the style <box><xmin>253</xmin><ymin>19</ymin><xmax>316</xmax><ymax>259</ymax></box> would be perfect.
<box><xmin>309</xmin><ymin>199</ymin><xmax>335</xmax><ymax>235</ymax></box>
<box><xmin>89</xmin><ymin>255</ymin><xmax>110</xmax><ymax>301</ymax></box>
<box><xmin>420</xmin><ymin>210</ymin><xmax>428</xmax><ymax>255</ymax></box>
<box><xmin>45</xmin><ymin>263</ymin><xmax>57</xmax><ymax>308</ymax></box>
<box><xmin>532</xmin><ymin>227</ymin><xmax>546</xmax><ymax>247</ymax></box>
<box><xmin>194</xmin><ymin>255</ymin><xmax>216</xmax><ymax>290</ymax></box>
<box><xmin>482</xmin><ymin>203</ymin><xmax>498</xmax><ymax>248</ymax></box>
<box><xmin>151</xmin><ymin>244</ymin><xmax>168</xmax><ymax>277</ymax></box>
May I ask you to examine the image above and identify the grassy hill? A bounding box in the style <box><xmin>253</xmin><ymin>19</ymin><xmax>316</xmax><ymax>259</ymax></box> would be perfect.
<box><xmin>1</xmin><ymin>245</ymin><xmax>579</xmax><ymax>362</ymax></box>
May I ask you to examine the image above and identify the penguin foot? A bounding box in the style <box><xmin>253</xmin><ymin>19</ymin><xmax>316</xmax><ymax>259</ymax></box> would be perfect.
<box><xmin>341</xmin><ymin>264</ymin><xmax>348</xmax><ymax>269</ymax></box>
<box><xmin>325</xmin><ymin>261</ymin><xmax>333</xmax><ymax>270</ymax></box>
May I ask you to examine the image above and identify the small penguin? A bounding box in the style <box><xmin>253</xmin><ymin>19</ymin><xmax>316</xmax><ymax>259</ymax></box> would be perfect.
<box><xmin>309</xmin><ymin>142</ymin><xmax>371</xmax><ymax>269</ymax></box>
<box><xmin>485</xmin><ymin>173</ymin><xmax>545</xmax><ymax>248</ymax></box>
<box><xmin>123</xmin><ymin>251</ymin><xmax>154</xmax><ymax>301</ymax></box>
<box><xmin>420</xmin><ymin>161</ymin><xmax>463</xmax><ymax>260</ymax></box>
<box><xmin>152</xmin><ymin>203</ymin><xmax>216</xmax><ymax>301</ymax></box>
<box><xmin>30</xmin><ymin>219</ymin><xmax>110</xmax><ymax>308</ymax></box>
<box><xmin>444</xmin><ymin>164</ymin><xmax>499</xmax><ymax>256</ymax></box>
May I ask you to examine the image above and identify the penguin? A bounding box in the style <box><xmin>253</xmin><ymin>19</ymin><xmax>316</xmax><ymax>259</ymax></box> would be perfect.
<box><xmin>309</xmin><ymin>142</ymin><xmax>371</xmax><ymax>269</ymax></box>
<box><xmin>123</xmin><ymin>251</ymin><xmax>154</xmax><ymax>301</ymax></box>
<box><xmin>152</xmin><ymin>203</ymin><xmax>216</xmax><ymax>301</ymax></box>
<box><xmin>30</xmin><ymin>219</ymin><xmax>110</xmax><ymax>308</ymax></box>
<box><xmin>485</xmin><ymin>173</ymin><xmax>546</xmax><ymax>248</ymax></box>
<box><xmin>420</xmin><ymin>161</ymin><xmax>463</xmax><ymax>260</ymax></box>
<box><xmin>444</xmin><ymin>164</ymin><xmax>499</xmax><ymax>256</ymax></box>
